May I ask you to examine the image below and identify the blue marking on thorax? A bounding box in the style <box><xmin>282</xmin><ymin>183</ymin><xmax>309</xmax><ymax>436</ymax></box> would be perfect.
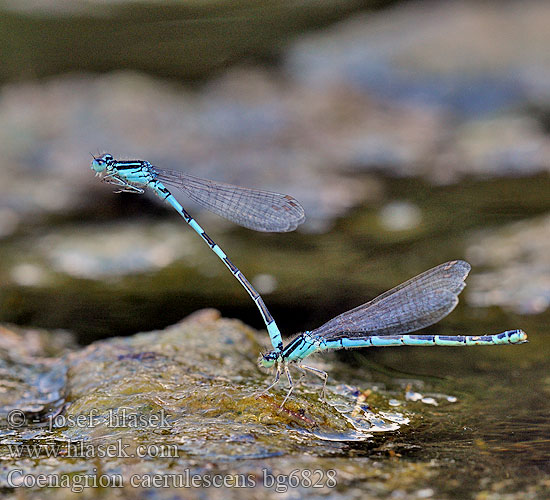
<box><xmin>112</xmin><ymin>161</ymin><xmax>154</xmax><ymax>186</ymax></box>
<box><xmin>283</xmin><ymin>333</ymin><xmax>318</xmax><ymax>362</ymax></box>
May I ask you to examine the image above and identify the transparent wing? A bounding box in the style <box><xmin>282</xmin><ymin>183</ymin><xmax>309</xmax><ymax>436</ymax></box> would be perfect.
<box><xmin>154</xmin><ymin>168</ymin><xmax>305</xmax><ymax>233</ymax></box>
<box><xmin>311</xmin><ymin>260</ymin><xmax>471</xmax><ymax>340</ymax></box>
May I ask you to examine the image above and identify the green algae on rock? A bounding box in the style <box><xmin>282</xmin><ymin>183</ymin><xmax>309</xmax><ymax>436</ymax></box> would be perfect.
<box><xmin>0</xmin><ymin>310</ymin><xmax>415</xmax><ymax>498</ymax></box>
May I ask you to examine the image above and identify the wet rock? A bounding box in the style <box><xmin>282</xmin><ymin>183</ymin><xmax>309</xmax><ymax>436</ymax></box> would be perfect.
<box><xmin>20</xmin><ymin>221</ymin><xmax>198</xmax><ymax>281</ymax></box>
<box><xmin>466</xmin><ymin>214</ymin><xmax>550</xmax><ymax>314</ymax></box>
<box><xmin>285</xmin><ymin>0</ymin><xmax>550</xmax><ymax>116</ymax></box>
<box><xmin>0</xmin><ymin>308</ymin><xmax>546</xmax><ymax>498</ymax></box>
<box><xmin>0</xmin><ymin>311</ymin><xmax>420</xmax><ymax>497</ymax></box>
<box><xmin>0</xmin><ymin>325</ymin><xmax>73</xmax><ymax>423</ymax></box>
<box><xmin>440</xmin><ymin>114</ymin><xmax>550</xmax><ymax>179</ymax></box>
<box><xmin>284</xmin><ymin>0</ymin><xmax>550</xmax><ymax>180</ymax></box>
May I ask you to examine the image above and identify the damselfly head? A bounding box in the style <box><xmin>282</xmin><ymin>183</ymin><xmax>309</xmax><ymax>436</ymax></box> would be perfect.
<box><xmin>91</xmin><ymin>153</ymin><xmax>114</xmax><ymax>174</ymax></box>
<box><xmin>258</xmin><ymin>350</ymin><xmax>280</xmax><ymax>369</ymax></box>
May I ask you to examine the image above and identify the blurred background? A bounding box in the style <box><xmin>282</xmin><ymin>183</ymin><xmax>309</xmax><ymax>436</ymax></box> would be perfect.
<box><xmin>1</xmin><ymin>0</ymin><xmax>548</xmax><ymax>342</ymax></box>
<box><xmin>1</xmin><ymin>0</ymin><xmax>549</xmax><ymax>497</ymax></box>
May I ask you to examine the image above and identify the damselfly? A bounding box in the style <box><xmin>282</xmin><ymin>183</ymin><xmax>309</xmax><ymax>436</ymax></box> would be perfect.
<box><xmin>258</xmin><ymin>260</ymin><xmax>527</xmax><ymax>406</ymax></box>
<box><xmin>91</xmin><ymin>153</ymin><xmax>305</xmax><ymax>350</ymax></box>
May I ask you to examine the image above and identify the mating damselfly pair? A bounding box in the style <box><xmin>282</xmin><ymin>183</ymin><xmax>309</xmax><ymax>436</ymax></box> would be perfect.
<box><xmin>91</xmin><ymin>154</ymin><xmax>527</xmax><ymax>406</ymax></box>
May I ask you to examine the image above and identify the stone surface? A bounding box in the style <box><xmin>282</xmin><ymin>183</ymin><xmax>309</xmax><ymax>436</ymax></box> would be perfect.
<box><xmin>466</xmin><ymin>214</ymin><xmax>550</xmax><ymax>314</ymax></box>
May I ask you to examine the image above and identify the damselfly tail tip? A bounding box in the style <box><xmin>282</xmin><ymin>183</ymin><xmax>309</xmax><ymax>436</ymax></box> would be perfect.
<box><xmin>500</xmin><ymin>329</ymin><xmax>528</xmax><ymax>344</ymax></box>
<box><xmin>514</xmin><ymin>329</ymin><xmax>528</xmax><ymax>344</ymax></box>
